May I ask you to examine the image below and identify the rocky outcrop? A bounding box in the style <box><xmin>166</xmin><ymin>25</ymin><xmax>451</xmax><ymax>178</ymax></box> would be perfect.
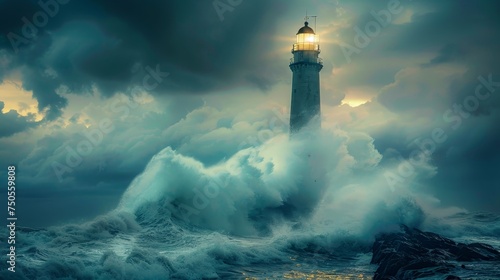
<box><xmin>371</xmin><ymin>225</ymin><xmax>500</xmax><ymax>279</ymax></box>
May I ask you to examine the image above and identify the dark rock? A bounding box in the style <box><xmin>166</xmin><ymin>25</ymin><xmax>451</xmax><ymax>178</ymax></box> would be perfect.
<box><xmin>456</xmin><ymin>242</ymin><xmax>500</xmax><ymax>261</ymax></box>
<box><xmin>445</xmin><ymin>275</ymin><xmax>461</xmax><ymax>280</ymax></box>
<box><xmin>371</xmin><ymin>225</ymin><xmax>500</xmax><ymax>280</ymax></box>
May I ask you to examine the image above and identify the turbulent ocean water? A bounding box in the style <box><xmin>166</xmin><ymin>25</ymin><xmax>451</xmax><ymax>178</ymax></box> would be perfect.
<box><xmin>3</xmin><ymin>130</ymin><xmax>500</xmax><ymax>279</ymax></box>
<box><xmin>3</xmin><ymin>211</ymin><xmax>499</xmax><ymax>279</ymax></box>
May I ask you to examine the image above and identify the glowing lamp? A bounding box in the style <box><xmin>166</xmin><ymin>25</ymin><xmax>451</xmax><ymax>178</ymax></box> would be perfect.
<box><xmin>293</xmin><ymin>22</ymin><xmax>319</xmax><ymax>51</ymax></box>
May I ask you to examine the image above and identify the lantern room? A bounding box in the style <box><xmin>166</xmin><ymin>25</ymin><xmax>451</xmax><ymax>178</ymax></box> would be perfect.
<box><xmin>293</xmin><ymin>21</ymin><xmax>320</xmax><ymax>52</ymax></box>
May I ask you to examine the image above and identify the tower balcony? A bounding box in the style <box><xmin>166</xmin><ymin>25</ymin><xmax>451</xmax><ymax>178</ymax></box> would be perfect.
<box><xmin>290</xmin><ymin>57</ymin><xmax>323</xmax><ymax>65</ymax></box>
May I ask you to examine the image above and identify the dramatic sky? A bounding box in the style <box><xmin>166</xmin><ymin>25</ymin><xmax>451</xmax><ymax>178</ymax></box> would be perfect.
<box><xmin>0</xmin><ymin>0</ymin><xmax>499</xmax><ymax>227</ymax></box>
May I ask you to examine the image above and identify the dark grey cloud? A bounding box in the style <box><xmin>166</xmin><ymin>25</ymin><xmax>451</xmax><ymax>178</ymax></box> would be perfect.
<box><xmin>0</xmin><ymin>101</ymin><xmax>37</xmax><ymax>137</ymax></box>
<box><xmin>0</xmin><ymin>0</ymin><xmax>287</xmax><ymax>120</ymax></box>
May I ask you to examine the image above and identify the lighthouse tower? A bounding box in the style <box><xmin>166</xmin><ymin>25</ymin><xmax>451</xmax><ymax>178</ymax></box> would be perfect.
<box><xmin>289</xmin><ymin>21</ymin><xmax>323</xmax><ymax>133</ymax></box>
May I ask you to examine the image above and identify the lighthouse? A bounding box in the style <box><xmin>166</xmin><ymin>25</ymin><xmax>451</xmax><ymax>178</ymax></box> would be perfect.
<box><xmin>289</xmin><ymin>21</ymin><xmax>323</xmax><ymax>133</ymax></box>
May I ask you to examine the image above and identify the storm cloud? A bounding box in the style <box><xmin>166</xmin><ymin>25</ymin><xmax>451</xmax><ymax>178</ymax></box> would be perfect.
<box><xmin>1</xmin><ymin>0</ymin><xmax>286</xmax><ymax>120</ymax></box>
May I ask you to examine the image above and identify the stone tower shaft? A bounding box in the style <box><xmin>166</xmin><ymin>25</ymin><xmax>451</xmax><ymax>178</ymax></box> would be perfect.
<box><xmin>289</xmin><ymin>21</ymin><xmax>323</xmax><ymax>133</ymax></box>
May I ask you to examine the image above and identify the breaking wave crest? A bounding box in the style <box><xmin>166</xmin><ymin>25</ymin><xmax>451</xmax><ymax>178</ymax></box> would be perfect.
<box><xmin>4</xmin><ymin>127</ymin><xmax>498</xmax><ymax>279</ymax></box>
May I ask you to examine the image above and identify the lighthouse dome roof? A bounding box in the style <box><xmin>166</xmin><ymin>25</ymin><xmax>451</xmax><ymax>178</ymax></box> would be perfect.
<box><xmin>297</xmin><ymin>22</ymin><xmax>315</xmax><ymax>34</ymax></box>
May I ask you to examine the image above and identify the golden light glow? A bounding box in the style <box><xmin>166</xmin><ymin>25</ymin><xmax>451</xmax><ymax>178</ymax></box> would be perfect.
<box><xmin>339</xmin><ymin>86</ymin><xmax>376</xmax><ymax>108</ymax></box>
<box><xmin>294</xmin><ymin>33</ymin><xmax>320</xmax><ymax>51</ymax></box>
<box><xmin>341</xmin><ymin>99</ymin><xmax>369</xmax><ymax>107</ymax></box>
<box><xmin>298</xmin><ymin>34</ymin><xmax>317</xmax><ymax>43</ymax></box>
<box><xmin>0</xmin><ymin>80</ymin><xmax>44</xmax><ymax>121</ymax></box>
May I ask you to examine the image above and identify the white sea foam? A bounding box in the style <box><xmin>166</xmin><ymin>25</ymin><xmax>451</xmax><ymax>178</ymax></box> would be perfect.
<box><xmin>5</xmin><ymin>120</ymin><xmax>499</xmax><ymax>279</ymax></box>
